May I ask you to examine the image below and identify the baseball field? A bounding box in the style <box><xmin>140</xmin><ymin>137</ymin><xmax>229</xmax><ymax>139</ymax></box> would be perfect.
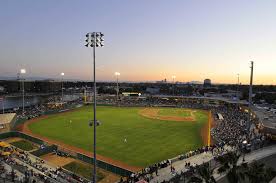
<box><xmin>25</xmin><ymin>106</ymin><xmax>210</xmax><ymax>169</ymax></box>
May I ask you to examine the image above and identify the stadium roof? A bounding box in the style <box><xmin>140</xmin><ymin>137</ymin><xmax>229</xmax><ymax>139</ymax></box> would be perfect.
<box><xmin>0</xmin><ymin>113</ymin><xmax>16</xmax><ymax>125</ymax></box>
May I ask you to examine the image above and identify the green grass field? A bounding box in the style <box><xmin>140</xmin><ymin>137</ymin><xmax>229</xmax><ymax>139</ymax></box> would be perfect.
<box><xmin>28</xmin><ymin>106</ymin><xmax>208</xmax><ymax>167</ymax></box>
<box><xmin>63</xmin><ymin>161</ymin><xmax>104</xmax><ymax>181</ymax></box>
<box><xmin>11</xmin><ymin>140</ymin><xmax>35</xmax><ymax>151</ymax></box>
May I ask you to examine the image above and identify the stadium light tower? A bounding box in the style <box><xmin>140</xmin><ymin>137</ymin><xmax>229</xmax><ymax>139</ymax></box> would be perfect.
<box><xmin>20</xmin><ymin>69</ymin><xmax>26</xmax><ymax>115</ymax></box>
<box><xmin>236</xmin><ymin>73</ymin><xmax>240</xmax><ymax>98</ymax></box>
<box><xmin>85</xmin><ymin>32</ymin><xmax>104</xmax><ymax>183</ymax></box>
<box><xmin>61</xmin><ymin>72</ymin><xmax>65</xmax><ymax>102</ymax></box>
<box><xmin>172</xmin><ymin>75</ymin><xmax>176</xmax><ymax>96</ymax></box>
<box><xmin>248</xmin><ymin>61</ymin><xmax>254</xmax><ymax>131</ymax></box>
<box><xmin>115</xmin><ymin>72</ymin><xmax>120</xmax><ymax>105</ymax></box>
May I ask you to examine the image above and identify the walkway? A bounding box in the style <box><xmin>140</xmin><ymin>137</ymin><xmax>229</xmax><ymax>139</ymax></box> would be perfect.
<box><xmin>215</xmin><ymin>145</ymin><xmax>276</xmax><ymax>181</ymax></box>
<box><xmin>150</xmin><ymin>145</ymin><xmax>276</xmax><ymax>183</ymax></box>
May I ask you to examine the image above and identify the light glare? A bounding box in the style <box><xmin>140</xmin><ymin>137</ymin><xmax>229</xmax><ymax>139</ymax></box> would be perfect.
<box><xmin>20</xmin><ymin>69</ymin><xmax>26</xmax><ymax>74</ymax></box>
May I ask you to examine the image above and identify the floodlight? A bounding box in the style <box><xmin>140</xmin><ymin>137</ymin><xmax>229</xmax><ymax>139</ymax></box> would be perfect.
<box><xmin>85</xmin><ymin>32</ymin><xmax>104</xmax><ymax>48</ymax></box>
<box><xmin>20</xmin><ymin>69</ymin><xmax>26</xmax><ymax>74</ymax></box>
<box><xmin>84</xmin><ymin>31</ymin><xmax>104</xmax><ymax>183</ymax></box>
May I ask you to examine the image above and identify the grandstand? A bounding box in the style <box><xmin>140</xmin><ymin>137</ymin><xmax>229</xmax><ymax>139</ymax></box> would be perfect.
<box><xmin>0</xmin><ymin>113</ymin><xmax>16</xmax><ymax>132</ymax></box>
<box><xmin>0</xmin><ymin>94</ymin><xmax>276</xmax><ymax>182</ymax></box>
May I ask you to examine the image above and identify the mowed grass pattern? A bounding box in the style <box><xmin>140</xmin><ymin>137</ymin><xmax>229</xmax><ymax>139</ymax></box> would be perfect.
<box><xmin>28</xmin><ymin>106</ymin><xmax>208</xmax><ymax>167</ymax></box>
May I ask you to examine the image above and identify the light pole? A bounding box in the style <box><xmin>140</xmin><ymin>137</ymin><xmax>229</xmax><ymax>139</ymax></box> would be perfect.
<box><xmin>242</xmin><ymin>140</ymin><xmax>247</xmax><ymax>162</ymax></box>
<box><xmin>172</xmin><ymin>75</ymin><xmax>176</xmax><ymax>96</ymax></box>
<box><xmin>85</xmin><ymin>32</ymin><xmax>104</xmax><ymax>183</ymax></box>
<box><xmin>20</xmin><ymin>69</ymin><xmax>26</xmax><ymax>115</ymax></box>
<box><xmin>248</xmin><ymin>61</ymin><xmax>254</xmax><ymax>132</ymax></box>
<box><xmin>115</xmin><ymin>72</ymin><xmax>120</xmax><ymax>105</ymax></box>
<box><xmin>61</xmin><ymin>72</ymin><xmax>65</xmax><ymax>102</ymax></box>
<box><xmin>236</xmin><ymin>74</ymin><xmax>240</xmax><ymax>99</ymax></box>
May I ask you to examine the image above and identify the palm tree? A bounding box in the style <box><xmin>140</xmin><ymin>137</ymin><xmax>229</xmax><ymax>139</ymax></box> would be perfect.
<box><xmin>198</xmin><ymin>163</ymin><xmax>216</xmax><ymax>183</ymax></box>
<box><xmin>217</xmin><ymin>151</ymin><xmax>276</xmax><ymax>183</ymax></box>
<box><xmin>170</xmin><ymin>173</ymin><xmax>182</xmax><ymax>183</ymax></box>
<box><xmin>246</xmin><ymin>161</ymin><xmax>266</xmax><ymax>183</ymax></box>
<box><xmin>246</xmin><ymin>161</ymin><xmax>276</xmax><ymax>183</ymax></box>
<box><xmin>263</xmin><ymin>167</ymin><xmax>276</xmax><ymax>183</ymax></box>
<box><xmin>189</xmin><ymin>162</ymin><xmax>216</xmax><ymax>183</ymax></box>
<box><xmin>216</xmin><ymin>151</ymin><xmax>246</xmax><ymax>183</ymax></box>
<box><xmin>188</xmin><ymin>176</ymin><xmax>202</xmax><ymax>183</ymax></box>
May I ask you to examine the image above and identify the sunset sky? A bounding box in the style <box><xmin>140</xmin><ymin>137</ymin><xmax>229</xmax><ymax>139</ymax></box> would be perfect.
<box><xmin>0</xmin><ymin>0</ymin><xmax>276</xmax><ymax>84</ymax></box>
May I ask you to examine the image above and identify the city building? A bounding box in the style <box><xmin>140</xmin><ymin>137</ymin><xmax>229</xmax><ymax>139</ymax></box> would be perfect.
<box><xmin>146</xmin><ymin>87</ymin><xmax>160</xmax><ymax>94</ymax></box>
<box><xmin>203</xmin><ymin>79</ymin><xmax>212</xmax><ymax>88</ymax></box>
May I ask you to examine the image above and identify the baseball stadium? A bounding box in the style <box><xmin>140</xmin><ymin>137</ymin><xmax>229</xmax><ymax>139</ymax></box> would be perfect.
<box><xmin>21</xmin><ymin>105</ymin><xmax>211</xmax><ymax>169</ymax></box>
<box><xmin>0</xmin><ymin>94</ymin><xmax>275</xmax><ymax>183</ymax></box>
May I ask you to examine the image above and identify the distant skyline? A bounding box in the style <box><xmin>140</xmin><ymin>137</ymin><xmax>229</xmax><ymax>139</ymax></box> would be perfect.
<box><xmin>1</xmin><ymin>0</ymin><xmax>276</xmax><ymax>85</ymax></box>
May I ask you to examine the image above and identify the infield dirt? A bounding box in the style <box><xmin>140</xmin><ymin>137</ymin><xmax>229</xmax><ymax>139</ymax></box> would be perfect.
<box><xmin>139</xmin><ymin>108</ymin><xmax>196</xmax><ymax>122</ymax></box>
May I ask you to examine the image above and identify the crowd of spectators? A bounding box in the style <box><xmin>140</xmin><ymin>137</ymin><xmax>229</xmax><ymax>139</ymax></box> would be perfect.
<box><xmin>15</xmin><ymin>95</ymin><xmax>83</xmax><ymax>120</ymax></box>
<box><xmin>0</xmin><ymin>146</ymin><xmax>90</xmax><ymax>183</ymax></box>
<box><xmin>116</xmin><ymin>96</ymin><xmax>270</xmax><ymax>183</ymax></box>
<box><xmin>211</xmin><ymin>105</ymin><xmax>248</xmax><ymax>145</ymax></box>
<box><xmin>3</xmin><ymin>94</ymin><xmax>272</xmax><ymax>183</ymax></box>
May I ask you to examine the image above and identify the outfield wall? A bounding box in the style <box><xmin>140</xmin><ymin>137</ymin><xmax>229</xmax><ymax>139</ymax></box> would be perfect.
<box><xmin>0</xmin><ymin>131</ymin><xmax>133</xmax><ymax>177</ymax></box>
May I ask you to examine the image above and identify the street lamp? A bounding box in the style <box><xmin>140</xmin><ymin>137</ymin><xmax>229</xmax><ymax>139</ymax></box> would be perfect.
<box><xmin>61</xmin><ymin>72</ymin><xmax>65</xmax><ymax>102</ymax></box>
<box><xmin>242</xmin><ymin>140</ymin><xmax>248</xmax><ymax>162</ymax></box>
<box><xmin>172</xmin><ymin>75</ymin><xmax>176</xmax><ymax>96</ymax></box>
<box><xmin>85</xmin><ymin>32</ymin><xmax>104</xmax><ymax>183</ymax></box>
<box><xmin>20</xmin><ymin>69</ymin><xmax>26</xmax><ymax>115</ymax></box>
<box><xmin>115</xmin><ymin>72</ymin><xmax>120</xmax><ymax>105</ymax></box>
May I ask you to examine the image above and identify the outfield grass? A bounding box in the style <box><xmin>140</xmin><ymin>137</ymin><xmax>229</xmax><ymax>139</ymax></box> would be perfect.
<box><xmin>63</xmin><ymin>161</ymin><xmax>104</xmax><ymax>181</ymax></box>
<box><xmin>28</xmin><ymin>106</ymin><xmax>208</xmax><ymax>167</ymax></box>
<box><xmin>11</xmin><ymin>140</ymin><xmax>35</xmax><ymax>151</ymax></box>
